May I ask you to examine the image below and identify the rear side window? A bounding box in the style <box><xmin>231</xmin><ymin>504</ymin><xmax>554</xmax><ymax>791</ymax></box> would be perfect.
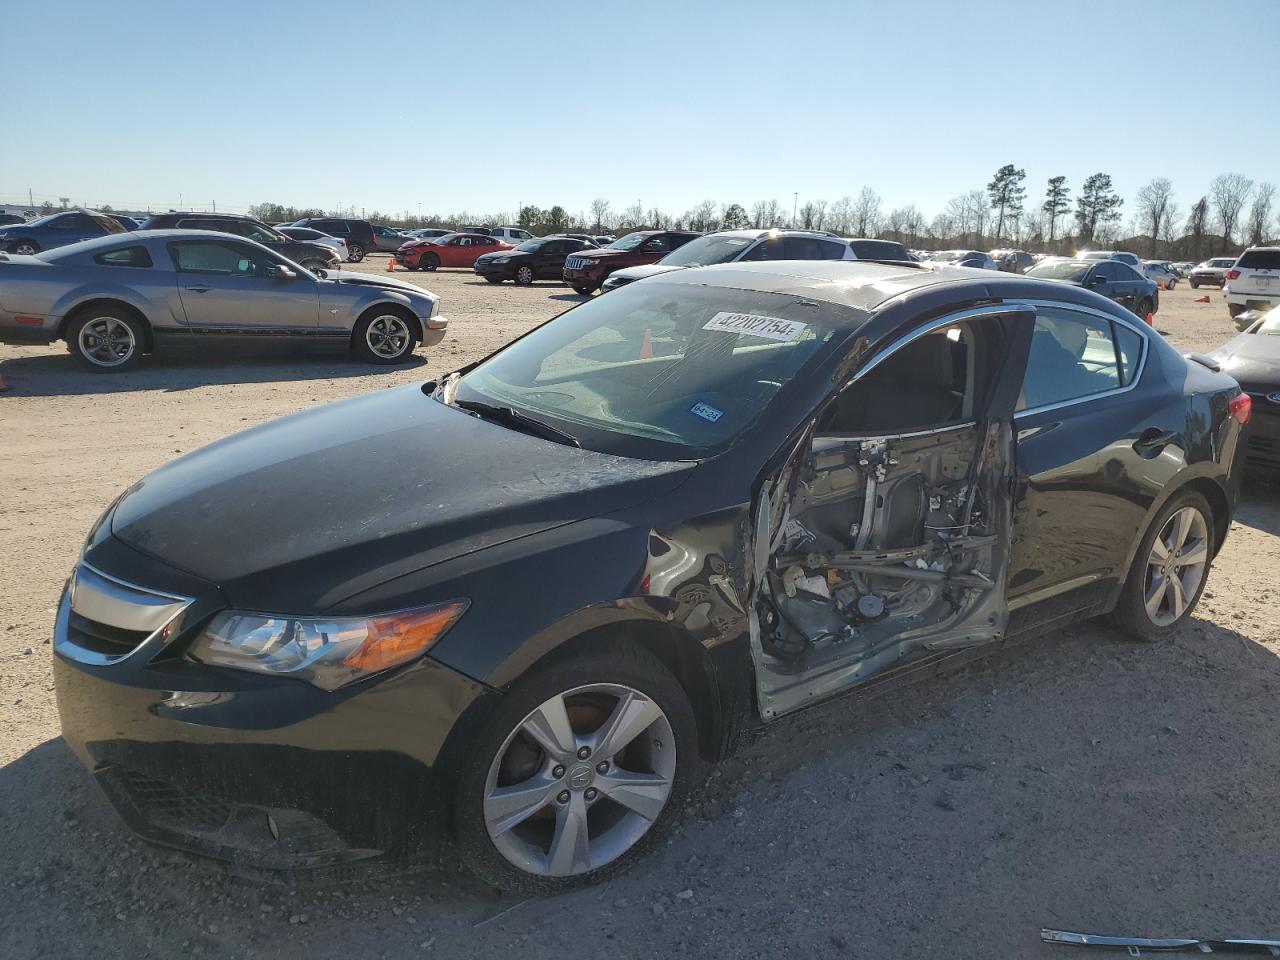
<box><xmin>848</xmin><ymin>239</ymin><xmax>910</xmax><ymax>260</ymax></box>
<box><xmin>1238</xmin><ymin>249</ymin><xmax>1280</xmax><ymax>269</ymax></box>
<box><xmin>1114</xmin><ymin>323</ymin><xmax>1144</xmax><ymax>385</ymax></box>
<box><xmin>94</xmin><ymin>245</ymin><xmax>153</xmax><ymax>268</ymax></box>
<box><xmin>780</xmin><ymin>237</ymin><xmax>846</xmax><ymax>260</ymax></box>
<box><xmin>1018</xmin><ymin>309</ymin><xmax>1133</xmax><ymax>411</ymax></box>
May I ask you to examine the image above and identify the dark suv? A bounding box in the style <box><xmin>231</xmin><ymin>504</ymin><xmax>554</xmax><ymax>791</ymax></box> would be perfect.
<box><xmin>139</xmin><ymin>213</ymin><xmax>342</xmax><ymax>272</ymax></box>
<box><xmin>0</xmin><ymin>209</ymin><xmax>126</xmax><ymax>255</ymax></box>
<box><xmin>561</xmin><ymin>230</ymin><xmax>700</xmax><ymax>294</ymax></box>
<box><xmin>290</xmin><ymin>218</ymin><xmax>378</xmax><ymax>262</ymax></box>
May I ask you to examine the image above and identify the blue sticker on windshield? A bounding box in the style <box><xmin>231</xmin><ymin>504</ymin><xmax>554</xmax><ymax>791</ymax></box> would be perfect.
<box><xmin>690</xmin><ymin>401</ymin><xmax>724</xmax><ymax>423</ymax></box>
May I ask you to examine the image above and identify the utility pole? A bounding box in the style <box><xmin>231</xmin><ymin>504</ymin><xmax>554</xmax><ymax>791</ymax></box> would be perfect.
<box><xmin>28</xmin><ymin>187</ymin><xmax>33</xmax><ymax>207</ymax></box>
<box><xmin>212</xmin><ymin>200</ymin><xmax>216</xmax><ymax>212</ymax></box>
<box><xmin>793</xmin><ymin>192</ymin><xmax>798</xmax><ymax>226</ymax></box>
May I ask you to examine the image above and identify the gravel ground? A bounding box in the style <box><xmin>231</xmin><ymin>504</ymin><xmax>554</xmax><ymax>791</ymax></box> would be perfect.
<box><xmin>2</xmin><ymin>263</ymin><xmax>1278</xmax><ymax>959</ymax></box>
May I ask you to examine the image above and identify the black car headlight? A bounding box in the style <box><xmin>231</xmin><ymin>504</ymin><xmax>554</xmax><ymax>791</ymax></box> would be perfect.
<box><xmin>187</xmin><ymin>600</ymin><xmax>468</xmax><ymax>690</ymax></box>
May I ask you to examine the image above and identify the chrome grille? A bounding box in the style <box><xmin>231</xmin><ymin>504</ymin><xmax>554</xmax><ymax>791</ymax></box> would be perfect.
<box><xmin>565</xmin><ymin>257</ymin><xmax>589</xmax><ymax>270</ymax></box>
<box><xmin>59</xmin><ymin>562</ymin><xmax>194</xmax><ymax>665</ymax></box>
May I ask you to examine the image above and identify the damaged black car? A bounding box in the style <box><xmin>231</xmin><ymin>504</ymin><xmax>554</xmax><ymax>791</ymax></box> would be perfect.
<box><xmin>54</xmin><ymin>260</ymin><xmax>1249</xmax><ymax>892</ymax></box>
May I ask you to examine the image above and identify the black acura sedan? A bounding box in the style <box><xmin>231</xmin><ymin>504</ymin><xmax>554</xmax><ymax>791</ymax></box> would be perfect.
<box><xmin>55</xmin><ymin>261</ymin><xmax>1248</xmax><ymax>891</ymax></box>
<box><xmin>1210</xmin><ymin>305</ymin><xmax>1280</xmax><ymax>472</ymax></box>
<box><xmin>473</xmin><ymin>235</ymin><xmax>598</xmax><ymax>285</ymax></box>
<box><xmin>1026</xmin><ymin>257</ymin><xmax>1161</xmax><ymax>320</ymax></box>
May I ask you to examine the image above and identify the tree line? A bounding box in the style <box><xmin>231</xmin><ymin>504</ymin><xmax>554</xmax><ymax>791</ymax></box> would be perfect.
<box><xmin>248</xmin><ymin>169</ymin><xmax>1276</xmax><ymax>261</ymax></box>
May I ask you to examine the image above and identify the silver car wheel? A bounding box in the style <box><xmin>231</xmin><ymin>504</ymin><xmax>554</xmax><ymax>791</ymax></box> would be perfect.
<box><xmin>78</xmin><ymin>316</ymin><xmax>136</xmax><ymax>368</ymax></box>
<box><xmin>515</xmin><ymin>265</ymin><xmax>534</xmax><ymax>285</ymax></box>
<box><xmin>14</xmin><ymin>242</ymin><xmax>37</xmax><ymax>256</ymax></box>
<box><xmin>483</xmin><ymin>683</ymin><xmax>675</xmax><ymax>878</ymax></box>
<box><xmin>364</xmin><ymin>314</ymin><xmax>411</xmax><ymax>359</ymax></box>
<box><xmin>1144</xmin><ymin>505</ymin><xmax>1209</xmax><ymax>627</ymax></box>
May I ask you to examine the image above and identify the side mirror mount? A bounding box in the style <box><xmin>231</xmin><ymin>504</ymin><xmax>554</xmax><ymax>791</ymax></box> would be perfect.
<box><xmin>266</xmin><ymin>264</ymin><xmax>296</xmax><ymax>280</ymax></box>
<box><xmin>1087</xmin><ymin>273</ymin><xmax>1106</xmax><ymax>286</ymax></box>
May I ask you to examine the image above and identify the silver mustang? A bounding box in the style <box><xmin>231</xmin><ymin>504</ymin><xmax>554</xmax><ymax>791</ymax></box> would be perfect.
<box><xmin>0</xmin><ymin>230</ymin><xmax>448</xmax><ymax>371</ymax></box>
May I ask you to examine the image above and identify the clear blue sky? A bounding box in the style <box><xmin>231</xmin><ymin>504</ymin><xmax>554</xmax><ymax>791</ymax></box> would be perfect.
<box><xmin>2</xmin><ymin>0</ymin><xmax>1276</xmax><ymax>220</ymax></box>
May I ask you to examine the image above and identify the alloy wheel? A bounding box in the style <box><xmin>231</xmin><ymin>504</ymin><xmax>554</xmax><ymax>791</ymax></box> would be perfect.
<box><xmin>364</xmin><ymin>314</ymin><xmax>411</xmax><ymax>359</ymax></box>
<box><xmin>14</xmin><ymin>242</ymin><xmax>37</xmax><ymax>256</ymax></box>
<box><xmin>515</xmin><ymin>266</ymin><xmax>534</xmax><ymax>285</ymax></box>
<box><xmin>1144</xmin><ymin>505</ymin><xmax>1209</xmax><ymax>626</ymax></box>
<box><xmin>483</xmin><ymin>683</ymin><xmax>675</xmax><ymax>878</ymax></box>
<box><xmin>78</xmin><ymin>316</ymin><xmax>136</xmax><ymax>367</ymax></box>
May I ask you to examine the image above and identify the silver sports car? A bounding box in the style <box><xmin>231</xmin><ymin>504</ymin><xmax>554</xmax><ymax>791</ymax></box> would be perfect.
<box><xmin>0</xmin><ymin>230</ymin><xmax>448</xmax><ymax>371</ymax></box>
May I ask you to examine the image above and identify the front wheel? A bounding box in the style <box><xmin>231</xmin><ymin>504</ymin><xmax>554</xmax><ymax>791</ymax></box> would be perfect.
<box><xmin>351</xmin><ymin>308</ymin><xmax>418</xmax><ymax>364</ymax></box>
<box><xmin>346</xmin><ymin>243</ymin><xmax>365</xmax><ymax>263</ymax></box>
<box><xmin>13</xmin><ymin>241</ymin><xmax>39</xmax><ymax>256</ymax></box>
<box><xmin>1111</xmin><ymin>490</ymin><xmax>1214</xmax><ymax>641</ymax></box>
<box><xmin>1189</xmin><ymin>280</ymin><xmax>1199</xmax><ymax>289</ymax></box>
<box><xmin>454</xmin><ymin>643</ymin><xmax>699</xmax><ymax>893</ymax></box>
<box><xmin>572</xmin><ymin>285</ymin><xmax>597</xmax><ymax>296</ymax></box>
<box><xmin>66</xmin><ymin>309</ymin><xmax>145</xmax><ymax>372</ymax></box>
<box><xmin>421</xmin><ymin>252</ymin><xmax>439</xmax><ymax>272</ymax></box>
<box><xmin>513</xmin><ymin>264</ymin><xmax>535</xmax><ymax>285</ymax></box>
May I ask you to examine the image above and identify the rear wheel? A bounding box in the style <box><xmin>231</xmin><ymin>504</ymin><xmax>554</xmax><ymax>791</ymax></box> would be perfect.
<box><xmin>1112</xmin><ymin>490</ymin><xmax>1213</xmax><ymax>641</ymax></box>
<box><xmin>572</xmin><ymin>285</ymin><xmax>597</xmax><ymax>296</ymax></box>
<box><xmin>514</xmin><ymin>264</ymin><xmax>535</xmax><ymax>285</ymax></box>
<box><xmin>454</xmin><ymin>643</ymin><xmax>698</xmax><ymax>893</ymax></box>
<box><xmin>67</xmin><ymin>308</ymin><xmax>145</xmax><ymax>372</ymax></box>
<box><xmin>13</xmin><ymin>241</ymin><xmax>39</xmax><ymax>256</ymax></box>
<box><xmin>1189</xmin><ymin>280</ymin><xmax>1199</xmax><ymax>289</ymax></box>
<box><xmin>346</xmin><ymin>243</ymin><xmax>365</xmax><ymax>263</ymax></box>
<box><xmin>351</xmin><ymin>308</ymin><xmax>418</xmax><ymax>364</ymax></box>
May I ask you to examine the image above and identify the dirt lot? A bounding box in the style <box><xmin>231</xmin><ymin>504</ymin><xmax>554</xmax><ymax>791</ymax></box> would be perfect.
<box><xmin>2</xmin><ymin>264</ymin><xmax>1278</xmax><ymax>959</ymax></box>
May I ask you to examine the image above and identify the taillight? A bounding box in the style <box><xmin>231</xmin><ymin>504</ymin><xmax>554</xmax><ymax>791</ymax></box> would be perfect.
<box><xmin>1229</xmin><ymin>392</ymin><xmax>1252</xmax><ymax>426</ymax></box>
<box><xmin>1225</xmin><ymin>269</ymin><xmax>1241</xmax><ymax>281</ymax></box>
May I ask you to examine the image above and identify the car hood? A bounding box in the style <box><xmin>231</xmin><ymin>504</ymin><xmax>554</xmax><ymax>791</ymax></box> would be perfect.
<box><xmin>110</xmin><ymin>384</ymin><xmax>691</xmax><ymax>611</ymax></box>
<box><xmin>575</xmin><ymin>247</ymin><xmax>629</xmax><ymax>259</ymax></box>
<box><xmin>1210</xmin><ymin>333</ymin><xmax>1280</xmax><ymax>389</ymax></box>
<box><xmin>611</xmin><ymin>263</ymin><xmax>686</xmax><ymax>281</ymax></box>
<box><xmin>319</xmin><ymin>270</ymin><xmax>437</xmax><ymax>298</ymax></box>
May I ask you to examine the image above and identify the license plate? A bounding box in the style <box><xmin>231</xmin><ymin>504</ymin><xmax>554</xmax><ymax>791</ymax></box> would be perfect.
<box><xmin>1256</xmin><ymin>277</ymin><xmax>1272</xmax><ymax>288</ymax></box>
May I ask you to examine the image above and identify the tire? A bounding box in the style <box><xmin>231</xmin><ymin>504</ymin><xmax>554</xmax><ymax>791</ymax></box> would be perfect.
<box><xmin>351</xmin><ymin>307</ymin><xmax>419</xmax><ymax>364</ymax></box>
<box><xmin>1189</xmin><ymin>280</ymin><xmax>1199</xmax><ymax>289</ymax></box>
<box><xmin>1227</xmin><ymin>303</ymin><xmax>1246</xmax><ymax>319</ymax></box>
<box><xmin>572</xmin><ymin>285</ymin><xmax>597</xmax><ymax>296</ymax></box>
<box><xmin>66</xmin><ymin>307</ymin><xmax>145</xmax><ymax>372</ymax></box>
<box><xmin>346</xmin><ymin>243</ymin><xmax>365</xmax><ymax>263</ymax></box>
<box><xmin>13</xmin><ymin>241</ymin><xmax>39</xmax><ymax>256</ymax></box>
<box><xmin>513</xmin><ymin>264</ymin><xmax>535</xmax><ymax>286</ymax></box>
<box><xmin>454</xmin><ymin>642</ymin><xmax>700</xmax><ymax>893</ymax></box>
<box><xmin>1111</xmin><ymin>489</ymin><xmax>1214</xmax><ymax>642</ymax></box>
<box><xmin>421</xmin><ymin>252</ymin><xmax>439</xmax><ymax>272</ymax></box>
<box><xmin>1135</xmin><ymin>297</ymin><xmax>1154</xmax><ymax>319</ymax></box>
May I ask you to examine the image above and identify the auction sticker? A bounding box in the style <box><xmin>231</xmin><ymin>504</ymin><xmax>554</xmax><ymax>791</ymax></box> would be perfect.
<box><xmin>703</xmin><ymin>312</ymin><xmax>807</xmax><ymax>342</ymax></box>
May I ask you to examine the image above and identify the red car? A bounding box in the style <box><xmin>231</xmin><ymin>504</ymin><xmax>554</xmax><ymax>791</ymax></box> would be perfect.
<box><xmin>561</xmin><ymin>230</ymin><xmax>700</xmax><ymax>294</ymax></box>
<box><xmin>397</xmin><ymin>232</ymin><xmax>511</xmax><ymax>271</ymax></box>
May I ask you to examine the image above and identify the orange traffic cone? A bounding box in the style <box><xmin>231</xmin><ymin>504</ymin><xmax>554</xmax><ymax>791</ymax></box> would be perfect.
<box><xmin>639</xmin><ymin>326</ymin><xmax>653</xmax><ymax>360</ymax></box>
<box><xmin>1194</xmin><ymin>294</ymin><xmax>1210</xmax><ymax>303</ymax></box>
<box><xmin>1145</xmin><ymin>311</ymin><xmax>1154</xmax><ymax>326</ymax></box>
<box><xmin>1158</xmin><ymin>280</ymin><xmax>1168</xmax><ymax>291</ymax></box>
<box><xmin>387</xmin><ymin>257</ymin><xmax>397</xmax><ymax>272</ymax></box>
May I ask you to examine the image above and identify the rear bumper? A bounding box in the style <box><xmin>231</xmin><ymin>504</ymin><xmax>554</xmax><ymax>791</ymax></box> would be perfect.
<box><xmin>53</xmin><ymin>546</ymin><xmax>494</xmax><ymax>874</ymax></box>
<box><xmin>0</xmin><ymin>314</ymin><xmax>59</xmax><ymax>344</ymax></box>
<box><xmin>1225</xmin><ymin>289</ymin><xmax>1280</xmax><ymax>309</ymax></box>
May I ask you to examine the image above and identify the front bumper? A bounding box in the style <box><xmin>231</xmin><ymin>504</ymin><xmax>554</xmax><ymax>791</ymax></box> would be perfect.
<box><xmin>420</xmin><ymin>315</ymin><xmax>448</xmax><ymax>347</ymax></box>
<box><xmin>472</xmin><ymin>260</ymin><xmax>513</xmax><ymax>278</ymax></box>
<box><xmin>1244</xmin><ymin>402</ymin><xmax>1280</xmax><ymax>472</ymax></box>
<box><xmin>54</xmin><ymin>539</ymin><xmax>494</xmax><ymax>874</ymax></box>
<box><xmin>562</xmin><ymin>264</ymin><xmax>608</xmax><ymax>287</ymax></box>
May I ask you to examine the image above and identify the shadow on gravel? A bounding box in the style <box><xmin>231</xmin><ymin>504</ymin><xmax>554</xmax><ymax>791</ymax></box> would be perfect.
<box><xmin>6</xmin><ymin>614</ymin><xmax>1280</xmax><ymax>960</ymax></box>
<box><xmin>1237</xmin><ymin>477</ymin><xmax>1280</xmax><ymax>536</ymax></box>
<box><xmin>0</xmin><ymin>348</ymin><xmax>427</xmax><ymax>398</ymax></box>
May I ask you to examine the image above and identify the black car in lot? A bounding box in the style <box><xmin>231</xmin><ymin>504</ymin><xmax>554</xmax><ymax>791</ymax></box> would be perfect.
<box><xmin>140</xmin><ymin>213</ymin><xmax>342</xmax><ymax>272</ymax></box>
<box><xmin>290</xmin><ymin>217</ymin><xmax>379</xmax><ymax>262</ymax></box>
<box><xmin>1210</xmin><ymin>305</ymin><xmax>1280</xmax><ymax>472</ymax></box>
<box><xmin>54</xmin><ymin>260</ymin><xmax>1246</xmax><ymax>892</ymax></box>
<box><xmin>474</xmin><ymin>235</ymin><xmax>599</xmax><ymax>285</ymax></box>
<box><xmin>1025</xmin><ymin>257</ymin><xmax>1160</xmax><ymax>320</ymax></box>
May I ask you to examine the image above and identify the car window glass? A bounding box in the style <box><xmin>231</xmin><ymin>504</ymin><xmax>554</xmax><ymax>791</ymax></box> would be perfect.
<box><xmin>644</xmin><ymin>236</ymin><xmax>672</xmax><ymax>252</ymax></box>
<box><xmin>1238</xmin><ymin>249</ymin><xmax>1280</xmax><ymax>269</ymax></box>
<box><xmin>242</xmin><ymin>223</ymin><xmax>278</xmax><ymax>243</ymax></box>
<box><xmin>1018</xmin><ymin>309</ymin><xmax>1123</xmax><ymax>412</ymax></box>
<box><xmin>56</xmin><ymin>214</ymin><xmax>87</xmax><ymax>229</ymax></box>
<box><xmin>780</xmin><ymin>237</ymin><xmax>840</xmax><ymax>260</ymax></box>
<box><xmin>741</xmin><ymin>238</ymin><xmax>784</xmax><ymax>261</ymax></box>
<box><xmin>1094</xmin><ymin>262</ymin><xmax>1118</xmax><ymax>281</ymax></box>
<box><xmin>94</xmin><ymin>245</ymin><xmax>153</xmax><ymax>268</ymax></box>
<box><xmin>171</xmin><ymin>241</ymin><xmax>270</xmax><ymax>276</ymax></box>
<box><xmin>1114</xmin><ymin>323</ymin><xmax>1144</xmax><ymax>386</ymax></box>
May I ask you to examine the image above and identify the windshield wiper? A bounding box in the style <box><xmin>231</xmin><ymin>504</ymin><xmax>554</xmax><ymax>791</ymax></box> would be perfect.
<box><xmin>453</xmin><ymin>399</ymin><xmax>581</xmax><ymax>448</ymax></box>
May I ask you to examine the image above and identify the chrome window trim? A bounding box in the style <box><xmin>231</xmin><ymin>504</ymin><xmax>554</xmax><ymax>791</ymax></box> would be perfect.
<box><xmin>1009</xmin><ymin>299</ymin><xmax>1150</xmax><ymax>421</ymax></box>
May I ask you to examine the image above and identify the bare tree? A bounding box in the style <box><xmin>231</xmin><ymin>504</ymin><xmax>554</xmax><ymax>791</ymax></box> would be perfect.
<box><xmin>851</xmin><ymin>187</ymin><xmax>881</xmax><ymax>237</ymax></box>
<box><xmin>750</xmin><ymin>200</ymin><xmax>770</xmax><ymax>229</ymax></box>
<box><xmin>1210</xmin><ymin>172</ymin><xmax>1253</xmax><ymax>250</ymax></box>
<box><xmin>827</xmin><ymin>196</ymin><xmax>853</xmax><ymax>235</ymax></box>
<box><xmin>1133</xmin><ymin>177</ymin><xmax>1175</xmax><ymax>257</ymax></box>
<box><xmin>1185</xmin><ymin>196</ymin><xmax>1209</xmax><ymax>262</ymax></box>
<box><xmin>589</xmin><ymin>197</ymin><xmax>611</xmax><ymax>232</ymax></box>
<box><xmin>1247</xmin><ymin>182</ymin><xmax>1276</xmax><ymax>246</ymax></box>
<box><xmin>812</xmin><ymin>198</ymin><xmax>828</xmax><ymax>230</ymax></box>
<box><xmin>799</xmin><ymin>201</ymin><xmax>818</xmax><ymax>229</ymax></box>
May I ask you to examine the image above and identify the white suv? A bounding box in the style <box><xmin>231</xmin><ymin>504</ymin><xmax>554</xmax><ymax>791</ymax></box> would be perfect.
<box><xmin>1225</xmin><ymin>246</ymin><xmax>1280</xmax><ymax>318</ymax></box>
<box><xmin>489</xmin><ymin>226</ymin><xmax>535</xmax><ymax>245</ymax></box>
